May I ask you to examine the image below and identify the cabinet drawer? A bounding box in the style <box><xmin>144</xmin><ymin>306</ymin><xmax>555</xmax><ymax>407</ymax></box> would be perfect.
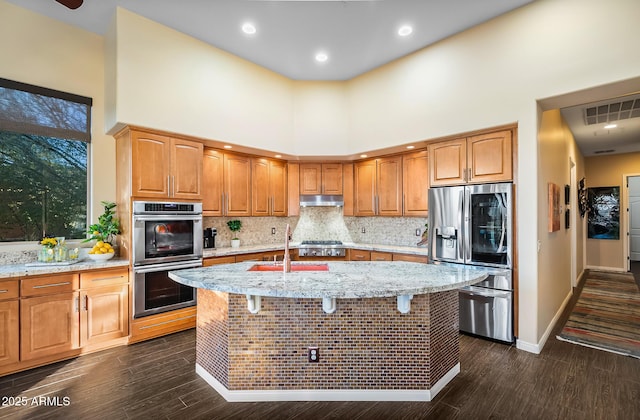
<box><xmin>349</xmin><ymin>249</ymin><xmax>371</xmax><ymax>261</ymax></box>
<box><xmin>203</xmin><ymin>256</ymin><xmax>236</xmax><ymax>266</ymax></box>
<box><xmin>21</xmin><ymin>274</ymin><xmax>79</xmax><ymax>297</ymax></box>
<box><xmin>0</xmin><ymin>279</ymin><xmax>19</xmax><ymax>300</ymax></box>
<box><xmin>392</xmin><ymin>253</ymin><xmax>429</xmax><ymax>263</ymax></box>
<box><xmin>371</xmin><ymin>251</ymin><xmax>392</xmax><ymax>261</ymax></box>
<box><xmin>80</xmin><ymin>268</ymin><xmax>129</xmax><ymax>289</ymax></box>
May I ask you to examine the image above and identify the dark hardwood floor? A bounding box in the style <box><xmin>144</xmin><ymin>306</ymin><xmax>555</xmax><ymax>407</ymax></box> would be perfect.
<box><xmin>1</xmin><ymin>286</ymin><xmax>639</xmax><ymax>420</ymax></box>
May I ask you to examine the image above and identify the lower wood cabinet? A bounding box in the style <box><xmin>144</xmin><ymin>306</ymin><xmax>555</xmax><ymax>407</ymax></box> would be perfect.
<box><xmin>3</xmin><ymin>268</ymin><xmax>130</xmax><ymax>375</ymax></box>
<box><xmin>20</xmin><ymin>291</ymin><xmax>80</xmax><ymax>361</ymax></box>
<box><xmin>0</xmin><ymin>280</ymin><xmax>19</xmax><ymax>367</ymax></box>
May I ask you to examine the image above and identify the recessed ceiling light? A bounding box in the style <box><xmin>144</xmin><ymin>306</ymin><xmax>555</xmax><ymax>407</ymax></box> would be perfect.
<box><xmin>398</xmin><ymin>25</ymin><xmax>413</xmax><ymax>37</ymax></box>
<box><xmin>315</xmin><ymin>52</ymin><xmax>328</xmax><ymax>63</ymax></box>
<box><xmin>275</xmin><ymin>154</ymin><xmax>282</xmax><ymax>158</ymax></box>
<box><xmin>224</xmin><ymin>145</ymin><xmax>233</xmax><ymax>149</ymax></box>
<box><xmin>242</xmin><ymin>22</ymin><xmax>256</xmax><ymax>35</ymax></box>
<box><xmin>604</xmin><ymin>123</ymin><xmax>617</xmax><ymax>129</ymax></box>
<box><xmin>360</xmin><ymin>154</ymin><xmax>368</xmax><ymax>158</ymax></box>
<box><xmin>406</xmin><ymin>145</ymin><xmax>415</xmax><ymax>149</ymax></box>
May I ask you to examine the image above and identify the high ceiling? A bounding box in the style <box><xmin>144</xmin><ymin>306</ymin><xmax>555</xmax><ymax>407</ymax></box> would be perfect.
<box><xmin>7</xmin><ymin>0</ymin><xmax>639</xmax><ymax>156</ymax></box>
<box><xmin>7</xmin><ymin>0</ymin><xmax>533</xmax><ymax>81</ymax></box>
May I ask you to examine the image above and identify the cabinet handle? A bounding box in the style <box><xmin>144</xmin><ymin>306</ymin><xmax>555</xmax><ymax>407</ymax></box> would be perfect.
<box><xmin>33</xmin><ymin>281</ymin><xmax>71</xmax><ymax>289</ymax></box>
<box><xmin>84</xmin><ymin>294</ymin><xmax>88</xmax><ymax>311</ymax></box>
<box><xmin>92</xmin><ymin>276</ymin><xmax>124</xmax><ymax>283</ymax></box>
<box><xmin>167</xmin><ymin>176</ymin><xmax>171</xmax><ymax>197</ymax></box>
<box><xmin>0</xmin><ymin>289</ymin><xmax>7</xmax><ymax>293</ymax></box>
<box><xmin>75</xmin><ymin>296</ymin><xmax>80</xmax><ymax>313</ymax></box>
<box><xmin>172</xmin><ymin>175</ymin><xmax>176</xmax><ymax>197</ymax></box>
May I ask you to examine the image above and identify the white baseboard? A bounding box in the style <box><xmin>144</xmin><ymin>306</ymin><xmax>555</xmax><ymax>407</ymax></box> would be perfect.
<box><xmin>585</xmin><ymin>265</ymin><xmax>626</xmax><ymax>273</ymax></box>
<box><xmin>195</xmin><ymin>362</ymin><xmax>460</xmax><ymax>402</ymax></box>
<box><xmin>516</xmin><ymin>288</ymin><xmax>573</xmax><ymax>355</ymax></box>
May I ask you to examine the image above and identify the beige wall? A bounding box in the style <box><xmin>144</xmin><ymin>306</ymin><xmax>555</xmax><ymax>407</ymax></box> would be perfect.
<box><xmin>536</xmin><ymin>109</ymin><xmax>586</xmax><ymax>339</ymax></box>
<box><xmin>0</xmin><ymin>1</ymin><xmax>112</xmax><ymax>225</ymax></box>
<box><xmin>585</xmin><ymin>152</ymin><xmax>640</xmax><ymax>270</ymax></box>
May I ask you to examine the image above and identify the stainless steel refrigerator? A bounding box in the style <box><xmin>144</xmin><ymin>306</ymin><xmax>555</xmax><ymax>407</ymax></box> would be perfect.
<box><xmin>428</xmin><ymin>182</ymin><xmax>514</xmax><ymax>343</ymax></box>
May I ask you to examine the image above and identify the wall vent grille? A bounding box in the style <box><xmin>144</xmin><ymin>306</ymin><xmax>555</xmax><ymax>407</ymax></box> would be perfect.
<box><xmin>584</xmin><ymin>98</ymin><xmax>640</xmax><ymax>125</ymax></box>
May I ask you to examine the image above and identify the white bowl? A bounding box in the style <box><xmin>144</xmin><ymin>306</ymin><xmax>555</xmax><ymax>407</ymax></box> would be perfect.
<box><xmin>88</xmin><ymin>253</ymin><xmax>115</xmax><ymax>261</ymax></box>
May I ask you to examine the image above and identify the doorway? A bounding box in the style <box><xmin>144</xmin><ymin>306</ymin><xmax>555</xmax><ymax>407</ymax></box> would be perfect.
<box><xmin>627</xmin><ymin>175</ymin><xmax>640</xmax><ymax>288</ymax></box>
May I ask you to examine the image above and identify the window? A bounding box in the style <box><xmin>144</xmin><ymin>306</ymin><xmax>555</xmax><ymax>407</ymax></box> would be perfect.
<box><xmin>0</xmin><ymin>78</ymin><xmax>92</xmax><ymax>242</ymax></box>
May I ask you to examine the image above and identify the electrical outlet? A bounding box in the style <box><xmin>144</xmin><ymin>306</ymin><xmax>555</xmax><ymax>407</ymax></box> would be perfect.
<box><xmin>308</xmin><ymin>347</ymin><xmax>319</xmax><ymax>363</ymax></box>
<box><xmin>361</xmin><ymin>227</ymin><xmax>366</xmax><ymax>234</ymax></box>
<box><xmin>271</xmin><ymin>227</ymin><xmax>276</xmax><ymax>235</ymax></box>
<box><xmin>415</xmin><ymin>228</ymin><xmax>421</xmax><ymax>236</ymax></box>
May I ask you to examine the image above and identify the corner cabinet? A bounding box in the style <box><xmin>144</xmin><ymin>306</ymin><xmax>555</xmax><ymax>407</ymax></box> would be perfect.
<box><xmin>429</xmin><ymin>129</ymin><xmax>512</xmax><ymax>186</ymax></box>
<box><xmin>252</xmin><ymin>158</ymin><xmax>287</xmax><ymax>216</ymax></box>
<box><xmin>354</xmin><ymin>156</ymin><xmax>402</xmax><ymax>216</ymax></box>
<box><xmin>116</xmin><ymin>127</ymin><xmax>203</xmax><ymax>201</ymax></box>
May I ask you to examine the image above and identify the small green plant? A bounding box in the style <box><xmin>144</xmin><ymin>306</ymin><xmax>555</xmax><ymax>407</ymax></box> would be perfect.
<box><xmin>227</xmin><ymin>219</ymin><xmax>242</xmax><ymax>240</ymax></box>
<box><xmin>84</xmin><ymin>201</ymin><xmax>121</xmax><ymax>244</ymax></box>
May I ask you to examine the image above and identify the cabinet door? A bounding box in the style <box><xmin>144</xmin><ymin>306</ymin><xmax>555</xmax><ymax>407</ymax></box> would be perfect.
<box><xmin>224</xmin><ymin>153</ymin><xmax>252</xmax><ymax>216</ymax></box>
<box><xmin>429</xmin><ymin>138</ymin><xmax>467</xmax><ymax>186</ymax></box>
<box><xmin>21</xmin><ymin>292</ymin><xmax>80</xmax><ymax>361</ymax></box>
<box><xmin>131</xmin><ymin>131</ymin><xmax>171</xmax><ymax>198</ymax></box>
<box><xmin>0</xmin><ymin>300</ymin><xmax>18</xmax><ymax>367</ymax></box>
<box><xmin>287</xmin><ymin>163</ymin><xmax>300</xmax><ymax>217</ymax></box>
<box><xmin>300</xmin><ymin>163</ymin><xmax>322</xmax><ymax>195</ymax></box>
<box><xmin>80</xmin><ymin>285</ymin><xmax>129</xmax><ymax>347</ymax></box>
<box><xmin>203</xmin><ymin>148</ymin><xmax>224</xmax><ymax>216</ymax></box>
<box><xmin>342</xmin><ymin>163</ymin><xmax>354</xmax><ymax>216</ymax></box>
<box><xmin>377</xmin><ymin>156</ymin><xmax>403</xmax><ymax>216</ymax></box>
<box><xmin>171</xmin><ymin>138</ymin><xmax>203</xmax><ymax>199</ymax></box>
<box><xmin>270</xmin><ymin>160</ymin><xmax>288</xmax><ymax>216</ymax></box>
<box><xmin>403</xmin><ymin>150</ymin><xmax>429</xmax><ymax>216</ymax></box>
<box><xmin>252</xmin><ymin>158</ymin><xmax>271</xmax><ymax>216</ymax></box>
<box><xmin>354</xmin><ymin>160</ymin><xmax>377</xmax><ymax>216</ymax></box>
<box><xmin>468</xmin><ymin>130</ymin><xmax>512</xmax><ymax>183</ymax></box>
<box><xmin>322</xmin><ymin>163</ymin><xmax>343</xmax><ymax>195</ymax></box>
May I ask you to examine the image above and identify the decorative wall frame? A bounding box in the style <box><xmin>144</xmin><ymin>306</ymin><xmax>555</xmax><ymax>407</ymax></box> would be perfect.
<box><xmin>578</xmin><ymin>178</ymin><xmax>589</xmax><ymax>218</ymax></box>
<box><xmin>587</xmin><ymin>186</ymin><xmax>620</xmax><ymax>240</ymax></box>
<box><xmin>548</xmin><ymin>182</ymin><xmax>560</xmax><ymax>232</ymax></box>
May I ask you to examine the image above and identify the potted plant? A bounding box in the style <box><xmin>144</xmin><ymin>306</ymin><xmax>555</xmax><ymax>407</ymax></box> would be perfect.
<box><xmin>227</xmin><ymin>219</ymin><xmax>242</xmax><ymax>248</ymax></box>
<box><xmin>84</xmin><ymin>201</ymin><xmax>121</xmax><ymax>259</ymax></box>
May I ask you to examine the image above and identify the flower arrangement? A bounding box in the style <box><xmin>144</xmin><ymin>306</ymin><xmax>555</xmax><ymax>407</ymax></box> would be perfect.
<box><xmin>84</xmin><ymin>201</ymin><xmax>121</xmax><ymax>245</ymax></box>
<box><xmin>40</xmin><ymin>237</ymin><xmax>58</xmax><ymax>249</ymax></box>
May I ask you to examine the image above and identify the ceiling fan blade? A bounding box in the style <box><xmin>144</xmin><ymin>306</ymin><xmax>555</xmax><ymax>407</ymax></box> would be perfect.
<box><xmin>55</xmin><ymin>0</ymin><xmax>83</xmax><ymax>10</ymax></box>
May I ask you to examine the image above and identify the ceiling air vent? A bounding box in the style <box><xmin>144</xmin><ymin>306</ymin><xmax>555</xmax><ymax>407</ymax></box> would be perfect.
<box><xmin>593</xmin><ymin>149</ymin><xmax>615</xmax><ymax>154</ymax></box>
<box><xmin>584</xmin><ymin>98</ymin><xmax>640</xmax><ymax>125</ymax></box>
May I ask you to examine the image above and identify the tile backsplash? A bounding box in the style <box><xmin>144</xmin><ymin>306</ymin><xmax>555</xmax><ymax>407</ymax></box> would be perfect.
<box><xmin>205</xmin><ymin>207</ymin><xmax>427</xmax><ymax>248</ymax></box>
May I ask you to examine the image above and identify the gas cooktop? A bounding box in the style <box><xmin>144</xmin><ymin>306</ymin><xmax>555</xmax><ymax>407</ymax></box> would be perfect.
<box><xmin>300</xmin><ymin>240</ymin><xmax>343</xmax><ymax>246</ymax></box>
<box><xmin>298</xmin><ymin>240</ymin><xmax>346</xmax><ymax>257</ymax></box>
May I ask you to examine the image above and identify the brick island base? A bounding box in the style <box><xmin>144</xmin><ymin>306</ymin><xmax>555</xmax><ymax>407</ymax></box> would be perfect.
<box><xmin>195</xmin><ymin>288</ymin><xmax>460</xmax><ymax>402</ymax></box>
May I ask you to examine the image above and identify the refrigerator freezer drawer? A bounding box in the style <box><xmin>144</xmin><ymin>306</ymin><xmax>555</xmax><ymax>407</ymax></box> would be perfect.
<box><xmin>459</xmin><ymin>286</ymin><xmax>513</xmax><ymax>343</ymax></box>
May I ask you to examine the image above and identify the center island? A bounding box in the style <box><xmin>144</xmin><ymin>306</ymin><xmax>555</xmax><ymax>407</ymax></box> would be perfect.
<box><xmin>169</xmin><ymin>260</ymin><xmax>488</xmax><ymax>402</ymax></box>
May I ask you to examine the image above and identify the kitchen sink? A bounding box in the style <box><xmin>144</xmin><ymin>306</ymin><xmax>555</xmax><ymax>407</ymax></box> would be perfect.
<box><xmin>248</xmin><ymin>263</ymin><xmax>329</xmax><ymax>272</ymax></box>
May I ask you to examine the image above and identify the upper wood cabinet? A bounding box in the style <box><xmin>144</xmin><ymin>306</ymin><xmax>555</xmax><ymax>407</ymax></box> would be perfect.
<box><xmin>120</xmin><ymin>128</ymin><xmax>203</xmax><ymax>200</ymax></box>
<box><xmin>203</xmin><ymin>149</ymin><xmax>252</xmax><ymax>217</ymax></box>
<box><xmin>354</xmin><ymin>156</ymin><xmax>402</xmax><ymax>216</ymax></box>
<box><xmin>252</xmin><ymin>158</ymin><xmax>287</xmax><ymax>216</ymax></box>
<box><xmin>300</xmin><ymin>163</ymin><xmax>343</xmax><ymax>195</ymax></box>
<box><xmin>402</xmin><ymin>150</ymin><xmax>429</xmax><ymax>217</ymax></box>
<box><xmin>429</xmin><ymin>130</ymin><xmax>512</xmax><ymax>186</ymax></box>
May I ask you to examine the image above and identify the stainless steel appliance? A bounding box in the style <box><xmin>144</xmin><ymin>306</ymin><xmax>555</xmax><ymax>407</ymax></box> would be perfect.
<box><xmin>132</xmin><ymin>201</ymin><xmax>203</xmax><ymax>318</ymax></box>
<box><xmin>203</xmin><ymin>228</ymin><xmax>216</xmax><ymax>249</ymax></box>
<box><xmin>133</xmin><ymin>260</ymin><xmax>201</xmax><ymax>318</ymax></box>
<box><xmin>298</xmin><ymin>240</ymin><xmax>347</xmax><ymax>258</ymax></box>
<box><xmin>428</xmin><ymin>183</ymin><xmax>514</xmax><ymax>343</ymax></box>
<box><xmin>132</xmin><ymin>201</ymin><xmax>203</xmax><ymax>266</ymax></box>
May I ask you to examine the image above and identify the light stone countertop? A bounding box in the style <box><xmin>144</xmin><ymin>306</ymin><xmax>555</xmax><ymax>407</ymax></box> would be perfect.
<box><xmin>203</xmin><ymin>242</ymin><xmax>428</xmax><ymax>258</ymax></box>
<box><xmin>0</xmin><ymin>258</ymin><xmax>129</xmax><ymax>279</ymax></box>
<box><xmin>168</xmin><ymin>261</ymin><xmax>487</xmax><ymax>299</ymax></box>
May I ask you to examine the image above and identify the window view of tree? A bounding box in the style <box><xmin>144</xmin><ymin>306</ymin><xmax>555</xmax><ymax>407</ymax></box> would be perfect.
<box><xmin>0</xmin><ymin>132</ymin><xmax>87</xmax><ymax>241</ymax></box>
<box><xmin>0</xmin><ymin>78</ymin><xmax>91</xmax><ymax>242</ymax></box>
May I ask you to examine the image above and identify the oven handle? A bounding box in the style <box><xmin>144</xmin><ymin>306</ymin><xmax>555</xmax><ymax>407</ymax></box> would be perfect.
<box><xmin>134</xmin><ymin>260</ymin><xmax>202</xmax><ymax>274</ymax></box>
<box><xmin>133</xmin><ymin>214</ymin><xmax>202</xmax><ymax>222</ymax></box>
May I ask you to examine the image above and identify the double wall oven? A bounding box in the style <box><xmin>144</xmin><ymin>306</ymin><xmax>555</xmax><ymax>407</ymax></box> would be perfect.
<box><xmin>132</xmin><ymin>201</ymin><xmax>203</xmax><ymax>318</ymax></box>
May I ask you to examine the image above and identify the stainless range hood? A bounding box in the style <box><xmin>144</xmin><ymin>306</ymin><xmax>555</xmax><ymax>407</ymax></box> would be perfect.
<box><xmin>299</xmin><ymin>194</ymin><xmax>344</xmax><ymax>207</ymax></box>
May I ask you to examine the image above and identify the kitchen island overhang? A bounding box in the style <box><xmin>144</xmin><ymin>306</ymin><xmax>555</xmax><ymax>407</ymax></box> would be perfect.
<box><xmin>169</xmin><ymin>261</ymin><xmax>488</xmax><ymax>402</ymax></box>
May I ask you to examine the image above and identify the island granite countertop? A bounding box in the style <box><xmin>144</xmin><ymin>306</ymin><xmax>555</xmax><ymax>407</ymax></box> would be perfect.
<box><xmin>169</xmin><ymin>260</ymin><xmax>487</xmax><ymax>299</ymax></box>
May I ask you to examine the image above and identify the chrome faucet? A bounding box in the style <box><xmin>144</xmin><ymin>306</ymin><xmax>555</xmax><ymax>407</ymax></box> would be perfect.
<box><xmin>283</xmin><ymin>223</ymin><xmax>292</xmax><ymax>273</ymax></box>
